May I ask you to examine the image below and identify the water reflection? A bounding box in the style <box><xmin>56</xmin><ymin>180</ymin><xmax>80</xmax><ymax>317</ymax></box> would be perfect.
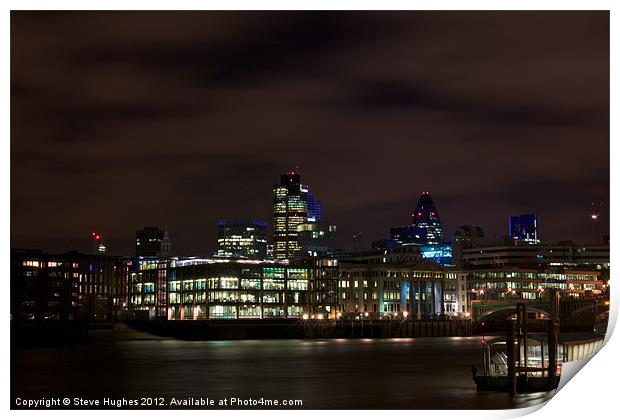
<box><xmin>11</xmin><ymin>337</ymin><xmax>552</xmax><ymax>409</ymax></box>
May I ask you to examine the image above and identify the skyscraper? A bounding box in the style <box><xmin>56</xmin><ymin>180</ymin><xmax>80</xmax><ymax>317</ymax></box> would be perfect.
<box><xmin>509</xmin><ymin>213</ymin><xmax>540</xmax><ymax>244</ymax></box>
<box><xmin>410</xmin><ymin>191</ymin><xmax>444</xmax><ymax>245</ymax></box>
<box><xmin>216</xmin><ymin>220</ymin><xmax>267</xmax><ymax>259</ymax></box>
<box><xmin>273</xmin><ymin>172</ymin><xmax>308</xmax><ymax>259</ymax></box>
<box><xmin>389</xmin><ymin>192</ymin><xmax>444</xmax><ymax>246</ymax></box>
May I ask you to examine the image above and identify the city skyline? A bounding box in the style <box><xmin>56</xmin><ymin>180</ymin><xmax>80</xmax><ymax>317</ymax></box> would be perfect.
<box><xmin>11</xmin><ymin>11</ymin><xmax>609</xmax><ymax>256</ymax></box>
<box><xmin>9</xmin><ymin>10</ymin><xmax>612</xmax><ymax>412</ymax></box>
<box><xmin>10</xmin><ymin>177</ymin><xmax>608</xmax><ymax>257</ymax></box>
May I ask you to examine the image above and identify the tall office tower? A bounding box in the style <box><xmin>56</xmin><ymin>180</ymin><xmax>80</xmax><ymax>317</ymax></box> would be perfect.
<box><xmin>509</xmin><ymin>213</ymin><xmax>540</xmax><ymax>244</ymax></box>
<box><xmin>410</xmin><ymin>191</ymin><xmax>444</xmax><ymax>245</ymax></box>
<box><xmin>266</xmin><ymin>244</ymin><xmax>275</xmax><ymax>259</ymax></box>
<box><xmin>216</xmin><ymin>220</ymin><xmax>267</xmax><ymax>259</ymax></box>
<box><xmin>135</xmin><ymin>226</ymin><xmax>164</xmax><ymax>257</ymax></box>
<box><xmin>273</xmin><ymin>172</ymin><xmax>308</xmax><ymax>259</ymax></box>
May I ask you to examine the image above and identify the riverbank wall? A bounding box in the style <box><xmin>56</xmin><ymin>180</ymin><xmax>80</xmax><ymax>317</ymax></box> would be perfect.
<box><xmin>125</xmin><ymin>319</ymin><xmax>473</xmax><ymax>340</ymax></box>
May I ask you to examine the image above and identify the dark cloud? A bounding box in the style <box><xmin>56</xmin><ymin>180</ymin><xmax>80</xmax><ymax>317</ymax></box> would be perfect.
<box><xmin>10</xmin><ymin>11</ymin><xmax>609</xmax><ymax>256</ymax></box>
<box><xmin>69</xmin><ymin>13</ymin><xmax>385</xmax><ymax>86</ymax></box>
<box><xmin>335</xmin><ymin>80</ymin><xmax>601</xmax><ymax>127</ymax></box>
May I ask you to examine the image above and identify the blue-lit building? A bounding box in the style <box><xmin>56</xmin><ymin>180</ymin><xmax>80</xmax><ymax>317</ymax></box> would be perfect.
<box><xmin>411</xmin><ymin>191</ymin><xmax>444</xmax><ymax>245</ymax></box>
<box><xmin>509</xmin><ymin>213</ymin><xmax>540</xmax><ymax>244</ymax></box>
<box><xmin>389</xmin><ymin>191</ymin><xmax>444</xmax><ymax>246</ymax></box>
<box><xmin>419</xmin><ymin>244</ymin><xmax>454</xmax><ymax>266</ymax></box>
<box><xmin>306</xmin><ymin>191</ymin><xmax>323</xmax><ymax>223</ymax></box>
<box><xmin>371</xmin><ymin>238</ymin><xmax>400</xmax><ymax>250</ymax></box>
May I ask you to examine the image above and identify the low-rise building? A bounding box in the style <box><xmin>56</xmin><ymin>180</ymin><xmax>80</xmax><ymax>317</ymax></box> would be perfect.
<box><xmin>466</xmin><ymin>267</ymin><xmax>605</xmax><ymax>318</ymax></box>
<box><xmin>11</xmin><ymin>249</ymin><xmax>127</xmax><ymax>321</ymax></box>
<box><xmin>461</xmin><ymin>243</ymin><xmax>609</xmax><ymax>270</ymax></box>
<box><xmin>128</xmin><ymin>257</ymin><xmax>339</xmax><ymax>320</ymax></box>
<box><xmin>338</xmin><ymin>256</ymin><xmax>461</xmax><ymax>319</ymax></box>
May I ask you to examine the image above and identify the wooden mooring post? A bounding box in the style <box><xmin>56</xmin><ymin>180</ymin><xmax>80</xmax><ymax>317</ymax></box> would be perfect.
<box><xmin>507</xmin><ymin>320</ymin><xmax>516</xmax><ymax>397</ymax></box>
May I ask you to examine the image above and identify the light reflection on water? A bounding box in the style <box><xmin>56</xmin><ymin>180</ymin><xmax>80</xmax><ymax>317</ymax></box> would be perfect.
<box><xmin>12</xmin><ymin>336</ymin><xmax>552</xmax><ymax>410</ymax></box>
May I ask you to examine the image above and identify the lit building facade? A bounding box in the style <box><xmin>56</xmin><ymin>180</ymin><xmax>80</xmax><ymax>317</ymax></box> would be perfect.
<box><xmin>297</xmin><ymin>222</ymin><xmax>336</xmax><ymax>257</ymax></box>
<box><xmin>456</xmin><ymin>241</ymin><xmax>609</xmax><ymax>318</ymax></box>
<box><xmin>128</xmin><ymin>257</ymin><xmax>339</xmax><ymax>320</ymax></box>
<box><xmin>466</xmin><ymin>267</ymin><xmax>605</xmax><ymax>318</ymax></box>
<box><xmin>306</xmin><ymin>191</ymin><xmax>323</xmax><ymax>223</ymax></box>
<box><xmin>216</xmin><ymin>220</ymin><xmax>268</xmax><ymax>259</ymax></box>
<box><xmin>388</xmin><ymin>191</ymin><xmax>444</xmax><ymax>246</ymax></box>
<box><xmin>460</xmin><ymin>243</ymin><xmax>610</xmax><ymax>270</ymax></box>
<box><xmin>11</xmin><ymin>249</ymin><xmax>127</xmax><ymax>321</ymax></box>
<box><xmin>337</xmin><ymin>258</ymin><xmax>458</xmax><ymax>318</ymax></box>
<box><xmin>410</xmin><ymin>191</ymin><xmax>444</xmax><ymax>245</ymax></box>
<box><xmin>419</xmin><ymin>244</ymin><xmax>454</xmax><ymax>266</ymax></box>
<box><xmin>509</xmin><ymin>213</ymin><xmax>540</xmax><ymax>244</ymax></box>
<box><xmin>336</xmin><ymin>247</ymin><xmax>463</xmax><ymax>318</ymax></box>
<box><xmin>273</xmin><ymin>172</ymin><xmax>308</xmax><ymax>259</ymax></box>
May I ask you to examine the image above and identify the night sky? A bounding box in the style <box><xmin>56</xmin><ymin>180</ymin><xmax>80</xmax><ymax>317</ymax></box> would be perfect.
<box><xmin>11</xmin><ymin>11</ymin><xmax>609</xmax><ymax>256</ymax></box>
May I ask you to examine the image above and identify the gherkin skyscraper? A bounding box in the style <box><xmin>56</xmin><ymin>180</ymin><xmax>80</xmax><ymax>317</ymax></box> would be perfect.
<box><xmin>411</xmin><ymin>191</ymin><xmax>444</xmax><ymax>245</ymax></box>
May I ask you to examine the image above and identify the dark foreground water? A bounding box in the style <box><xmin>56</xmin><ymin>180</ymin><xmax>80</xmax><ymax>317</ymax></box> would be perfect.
<box><xmin>11</xmin><ymin>336</ymin><xmax>552</xmax><ymax>409</ymax></box>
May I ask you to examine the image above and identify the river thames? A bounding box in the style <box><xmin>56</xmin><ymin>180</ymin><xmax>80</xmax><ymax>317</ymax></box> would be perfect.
<box><xmin>11</xmin><ymin>335</ymin><xmax>552</xmax><ymax>409</ymax></box>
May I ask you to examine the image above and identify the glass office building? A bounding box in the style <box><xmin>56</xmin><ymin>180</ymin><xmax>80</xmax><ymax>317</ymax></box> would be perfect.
<box><xmin>509</xmin><ymin>213</ymin><xmax>540</xmax><ymax>244</ymax></box>
<box><xmin>273</xmin><ymin>172</ymin><xmax>308</xmax><ymax>259</ymax></box>
<box><xmin>216</xmin><ymin>220</ymin><xmax>267</xmax><ymax>259</ymax></box>
<box><xmin>128</xmin><ymin>257</ymin><xmax>339</xmax><ymax>320</ymax></box>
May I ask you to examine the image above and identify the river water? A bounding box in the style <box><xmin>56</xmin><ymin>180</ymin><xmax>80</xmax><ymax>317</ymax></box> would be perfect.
<box><xmin>11</xmin><ymin>336</ymin><xmax>552</xmax><ymax>409</ymax></box>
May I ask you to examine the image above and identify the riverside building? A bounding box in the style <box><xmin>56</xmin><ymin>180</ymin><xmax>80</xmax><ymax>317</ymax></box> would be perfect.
<box><xmin>337</xmin><ymin>246</ymin><xmax>465</xmax><ymax>318</ymax></box>
<box><xmin>128</xmin><ymin>257</ymin><xmax>339</xmax><ymax>320</ymax></box>
<box><xmin>465</xmin><ymin>266</ymin><xmax>606</xmax><ymax>318</ymax></box>
<box><xmin>11</xmin><ymin>249</ymin><xmax>127</xmax><ymax>321</ymax></box>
